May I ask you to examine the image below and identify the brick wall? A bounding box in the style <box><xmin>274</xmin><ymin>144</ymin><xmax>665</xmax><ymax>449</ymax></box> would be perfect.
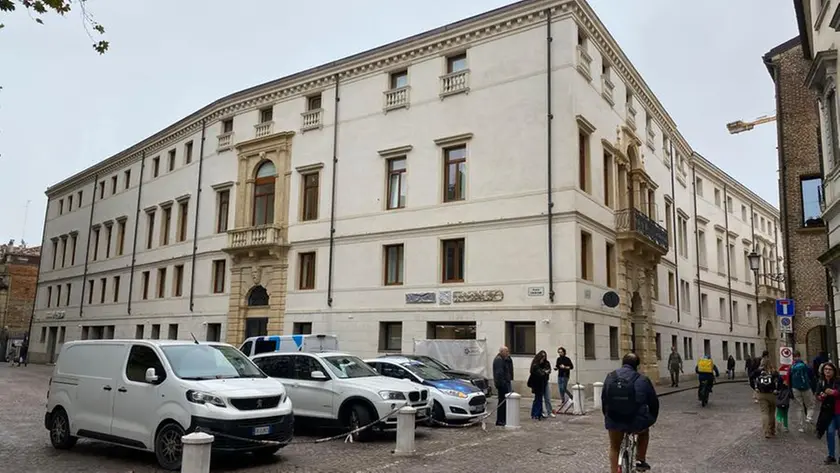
<box><xmin>769</xmin><ymin>39</ymin><xmax>828</xmax><ymax>358</ymax></box>
<box><xmin>0</xmin><ymin>263</ymin><xmax>38</xmax><ymax>335</ymax></box>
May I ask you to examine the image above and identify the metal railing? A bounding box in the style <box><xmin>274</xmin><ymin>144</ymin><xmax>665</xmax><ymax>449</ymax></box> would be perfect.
<box><xmin>615</xmin><ymin>207</ymin><xmax>668</xmax><ymax>253</ymax></box>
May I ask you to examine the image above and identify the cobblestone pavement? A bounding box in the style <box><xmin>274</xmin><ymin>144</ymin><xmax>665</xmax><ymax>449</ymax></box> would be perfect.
<box><xmin>0</xmin><ymin>364</ymin><xmax>832</xmax><ymax>472</ymax></box>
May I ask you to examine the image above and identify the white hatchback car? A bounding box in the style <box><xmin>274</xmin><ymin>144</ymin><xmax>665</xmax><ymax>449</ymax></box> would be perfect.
<box><xmin>45</xmin><ymin>340</ymin><xmax>293</xmax><ymax>470</ymax></box>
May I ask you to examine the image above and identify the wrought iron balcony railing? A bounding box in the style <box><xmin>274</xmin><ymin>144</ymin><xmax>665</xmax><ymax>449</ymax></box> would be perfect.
<box><xmin>615</xmin><ymin>207</ymin><xmax>668</xmax><ymax>254</ymax></box>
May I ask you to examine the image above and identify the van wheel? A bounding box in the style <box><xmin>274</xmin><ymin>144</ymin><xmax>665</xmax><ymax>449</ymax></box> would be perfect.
<box><xmin>154</xmin><ymin>422</ymin><xmax>185</xmax><ymax>471</ymax></box>
<box><xmin>49</xmin><ymin>409</ymin><xmax>77</xmax><ymax>449</ymax></box>
<box><xmin>347</xmin><ymin>404</ymin><xmax>374</xmax><ymax>442</ymax></box>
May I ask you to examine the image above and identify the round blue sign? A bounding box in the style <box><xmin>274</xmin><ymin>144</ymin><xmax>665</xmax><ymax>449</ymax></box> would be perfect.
<box><xmin>781</xmin><ymin>317</ymin><xmax>791</xmax><ymax>326</ymax></box>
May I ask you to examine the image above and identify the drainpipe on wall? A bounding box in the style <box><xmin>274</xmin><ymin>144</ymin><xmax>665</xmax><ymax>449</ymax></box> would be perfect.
<box><xmin>545</xmin><ymin>8</ymin><xmax>555</xmax><ymax>303</ymax></box>
<box><xmin>78</xmin><ymin>175</ymin><xmax>99</xmax><ymax>318</ymax></box>
<box><xmin>724</xmin><ymin>184</ymin><xmax>733</xmax><ymax>332</ymax></box>
<box><xmin>25</xmin><ymin>201</ymin><xmax>51</xmax><ymax>341</ymax></box>
<box><xmin>189</xmin><ymin>120</ymin><xmax>207</xmax><ymax>312</ymax></box>
<box><xmin>692</xmin><ymin>164</ymin><xmax>703</xmax><ymax>328</ymax></box>
<box><xmin>669</xmin><ymin>141</ymin><xmax>680</xmax><ymax>323</ymax></box>
<box><xmin>127</xmin><ymin>153</ymin><xmax>145</xmax><ymax>315</ymax></box>
<box><xmin>327</xmin><ymin>74</ymin><xmax>341</xmax><ymax>307</ymax></box>
<box><xmin>751</xmin><ymin>203</ymin><xmax>760</xmax><ymax>336</ymax></box>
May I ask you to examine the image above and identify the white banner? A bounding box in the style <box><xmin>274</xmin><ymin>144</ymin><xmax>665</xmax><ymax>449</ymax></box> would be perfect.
<box><xmin>412</xmin><ymin>339</ymin><xmax>489</xmax><ymax>378</ymax></box>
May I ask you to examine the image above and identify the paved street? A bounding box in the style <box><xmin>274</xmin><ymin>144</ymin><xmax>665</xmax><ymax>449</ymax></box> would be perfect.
<box><xmin>1</xmin><ymin>364</ymin><xmax>833</xmax><ymax>472</ymax></box>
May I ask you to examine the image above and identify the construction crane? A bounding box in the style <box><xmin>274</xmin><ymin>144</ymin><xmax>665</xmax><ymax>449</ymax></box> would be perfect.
<box><xmin>726</xmin><ymin>115</ymin><xmax>777</xmax><ymax>134</ymax></box>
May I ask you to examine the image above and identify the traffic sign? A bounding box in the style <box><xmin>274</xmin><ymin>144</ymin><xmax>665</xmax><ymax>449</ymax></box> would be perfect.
<box><xmin>779</xmin><ymin>346</ymin><xmax>793</xmax><ymax>365</ymax></box>
<box><xmin>776</xmin><ymin>299</ymin><xmax>795</xmax><ymax>317</ymax></box>
<box><xmin>780</xmin><ymin>316</ymin><xmax>793</xmax><ymax>333</ymax></box>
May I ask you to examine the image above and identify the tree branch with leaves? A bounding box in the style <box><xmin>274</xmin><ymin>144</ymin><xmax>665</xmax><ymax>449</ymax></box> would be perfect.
<box><xmin>0</xmin><ymin>0</ymin><xmax>108</xmax><ymax>53</ymax></box>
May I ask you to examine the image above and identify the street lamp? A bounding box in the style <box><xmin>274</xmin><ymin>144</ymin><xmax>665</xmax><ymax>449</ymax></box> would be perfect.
<box><xmin>748</xmin><ymin>251</ymin><xmax>761</xmax><ymax>336</ymax></box>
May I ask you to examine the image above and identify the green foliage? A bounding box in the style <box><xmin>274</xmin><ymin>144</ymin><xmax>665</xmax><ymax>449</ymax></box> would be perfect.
<box><xmin>0</xmin><ymin>0</ymin><xmax>109</xmax><ymax>53</ymax></box>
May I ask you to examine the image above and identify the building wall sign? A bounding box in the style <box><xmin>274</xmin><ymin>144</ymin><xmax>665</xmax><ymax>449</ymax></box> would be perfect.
<box><xmin>805</xmin><ymin>304</ymin><xmax>827</xmax><ymax>319</ymax></box>
<box><xmin>46</xmin><ymin>311</ymin><xmax>65</xmax><ymax>320</ymax></box>
<box><xmin>453</xmin><ymin>290</ymin><xmax>504</xmax><ymax>303</ymax></box>
<box><xmin>405</xmin><ymin>292</ymin><xmax>436</xmax><ymax>304</ymax></box>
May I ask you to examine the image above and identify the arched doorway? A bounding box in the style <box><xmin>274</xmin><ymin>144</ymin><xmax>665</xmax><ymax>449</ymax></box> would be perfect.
<box><xmin>806</xmin><ymin>325</ymin><xmax>828</xmax><ymax>361</ymax></box>
<box><xmin>765</xmin><ymin>320</ymin><xmax>777</xmax><ymax>365</ymax></box>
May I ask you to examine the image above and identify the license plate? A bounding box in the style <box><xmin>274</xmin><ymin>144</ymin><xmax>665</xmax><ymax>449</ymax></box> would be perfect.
<box><xmin>252</xmin><ymin>426</ymin><xmax>271</xmax><ymax>436</ymax></box>
<box><xmin>470</xmin><ymin>405</ymin><xmax>485</xmax><ymax>413</ymax></box>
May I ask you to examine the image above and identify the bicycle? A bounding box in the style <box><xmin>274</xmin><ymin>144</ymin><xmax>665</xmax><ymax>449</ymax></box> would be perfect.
<box><xmin>618</xmin><ymin>432</ymin><xmax>638</xmax><ymax>473</ymax></box>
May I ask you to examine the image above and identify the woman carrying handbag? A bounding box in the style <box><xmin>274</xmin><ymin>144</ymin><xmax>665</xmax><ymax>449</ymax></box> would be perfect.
<box><xmin>815</xmin><ymin>362</ymin><xmax>840</xmax><ymax>464</ymax></box>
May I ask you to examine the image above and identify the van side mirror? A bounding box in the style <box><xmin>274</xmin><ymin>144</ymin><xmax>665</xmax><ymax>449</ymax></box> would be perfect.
<box><xmin>310</xmin><ymin>370</ymin><xmax>327</xmax><ymax>380</ymax></box>
<box><xmin>145</xmin><ymin>367</ymin><xmax>160</xmax><ymax>384</ymax></box>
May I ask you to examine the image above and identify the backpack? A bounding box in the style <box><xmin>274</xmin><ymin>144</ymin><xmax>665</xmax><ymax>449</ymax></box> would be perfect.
<box><xmin>790</xmin><ymin>362</ymin><xmax>810</xmax><ymax>391</ymax></box>
<box><xmin>605</xmin><ymin>370</ymin><xmax>641</xmax><ymax>422</ymax></box>
<box><xmin>756</xmin><ymin>370</ymin><xmax>775</xmax><ymax>393</ymax></box>
<box><xmin>697</xmin><ymin>359</ymin><xmax>714</xmax><ymax>374</ymax></box>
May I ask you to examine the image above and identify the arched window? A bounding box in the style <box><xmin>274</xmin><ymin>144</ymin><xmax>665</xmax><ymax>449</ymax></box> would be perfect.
<box><xmin>247</xmin><ymin>285</ymin><xmax>269</xmax><ymax>307</ymax></box>
<box><xmin>253</xmin><ymin>161</ymin><xmax>276</xmax><ymax>226</ymax></box>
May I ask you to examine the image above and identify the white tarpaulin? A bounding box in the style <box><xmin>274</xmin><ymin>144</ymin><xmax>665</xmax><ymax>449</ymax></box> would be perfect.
<box><xmin>413</xmin><ymin>339</ymin><xmax>489</xmax><ymax>378</ymax></box>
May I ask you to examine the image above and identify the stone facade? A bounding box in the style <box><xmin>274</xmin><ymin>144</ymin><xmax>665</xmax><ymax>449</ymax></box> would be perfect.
<box><xmin>765</xmin><ymin>38</ymin><xmax>829</xmax><ymax>360</ymax></box>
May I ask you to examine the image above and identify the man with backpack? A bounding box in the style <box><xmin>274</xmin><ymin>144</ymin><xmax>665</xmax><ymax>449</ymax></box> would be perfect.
<box><xmin>790</xmin><ymin>350</ymin><xmax>815</xmax><ymax>432</ymax></box>
<box><xmin>752</xmin><ymin>358</ymin><xmax>780</xmax><ymax>438</ymax></box>
<box><xmin>602</xmin><ymin>353</ymin><xmax>659</xmax><ymax>473</ymax></box>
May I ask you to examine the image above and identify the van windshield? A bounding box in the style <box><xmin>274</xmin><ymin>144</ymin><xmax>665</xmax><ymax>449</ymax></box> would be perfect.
<box><xmin>161</xmin><ymin>344</ymin><xmax>266</xmax><ymax>380</ymax></box>
<box><xmin>322</xmin><ymin>355</ymin><xmax>379</xmax><ymax>379</ymax></box>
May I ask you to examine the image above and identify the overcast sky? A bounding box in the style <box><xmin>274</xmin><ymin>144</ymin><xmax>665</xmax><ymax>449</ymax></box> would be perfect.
<box><xmin>0</xmin><ymin>0</ymin><xmax>797</xmax><ymax>247</ymax></box>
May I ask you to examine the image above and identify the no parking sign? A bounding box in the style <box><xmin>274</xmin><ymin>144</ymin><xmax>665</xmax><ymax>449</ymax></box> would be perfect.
<box><xmin>779</xmin><ymin>347</ymin><xmax>793</xmax><ymax>365</ymax></box>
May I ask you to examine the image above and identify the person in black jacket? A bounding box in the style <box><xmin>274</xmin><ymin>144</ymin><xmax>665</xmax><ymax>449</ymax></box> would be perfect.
<box><xmin>555</xmin><ymin>347</ymin><xmax>574</xmax><ymax>405</ymax></box>
<box><xmin>492</xmin><ymin>346</ymin><xmax>512</xmax><ymax>426</ymax></box>
<box><xmin>527</xmin><ymin>350</ymin><xmax>550</xmax><ymax>420</ymax></box>
<box><xmin>726</xmin><ymin>355</ymin><xmax>736</xmax><ymax>379</ymax></box>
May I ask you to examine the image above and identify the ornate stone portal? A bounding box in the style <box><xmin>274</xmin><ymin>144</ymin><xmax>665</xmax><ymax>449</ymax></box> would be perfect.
<box><xmin>223</xmin><ymin>131</ymin><xmax>294</xmax><ymax>344</ymax></box>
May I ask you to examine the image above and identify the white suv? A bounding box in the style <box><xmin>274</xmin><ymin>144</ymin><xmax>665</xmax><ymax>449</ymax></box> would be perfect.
<box><xmin>45</xmin><ymin>340</ymin><xmax>293</xmax><ymax>470</ymax></box>
<box><xmin>252</xmin><ymin>351</ymin><xmax>430</xmax><ymax>441</ymax></box>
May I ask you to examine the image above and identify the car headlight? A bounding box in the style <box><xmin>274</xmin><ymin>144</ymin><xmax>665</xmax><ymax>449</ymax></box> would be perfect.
<box><xmin>378</xmin><ymin>390</ymin><xmax>406</xmax><ymax>400</ymax></box>
<box><xmin>440</xmin><ymin>389</ymin><xmax>468</xmax><ymax>399</ymax></box>
<box><xmin>186</xmin><ymin>390</ymin><xmax>226</xmax><ymax>408</ymax></box>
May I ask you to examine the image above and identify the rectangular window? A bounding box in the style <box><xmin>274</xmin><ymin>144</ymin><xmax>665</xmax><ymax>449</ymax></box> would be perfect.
<box><xmin>655</xmin><ymin>333</ymin><xmax>662</xmax><ymax>360</ymax></box>
<box><xmin>173</xmin><ymin>265</ymin><xmax>184</xmax><ymax>297</ymax></box>
<box><xmin>683</xmin><ymin>337</ymin><xmax>690</xmax><ymax>360</ymax></box>
<box><xmin>665</xmin><ymin>201</ymin><xmax>673</xmax><ymax>247</ymax></box>
<box><xmin>506</xmin><ymin>321</ymin><xmax>536</xmax><ymax>356</ymax></box>
<box><xmin>157</xmin><ymin>268</ymin><xmax>167</xmax><ymax>298</ymax></box>
<box><xmin>99</xmin><ymin>277</ymin><xmax>106</xmax><ymax>303</ymax></box>
<box><xmin>151</xmin><ymin>324</ymin><xmax>160</xmax><ymax>340</ymax></box>
<box><xmin>68</xmin><ymin>195</ymin><xmax>73</xmax><ymax>211</ymax></box>
<box><xmin>729</xmin><ymin>243</ymin><xmax>737</xmax><ymax>277</ymax></box>
<box><xmin>386</xmin><ymin>157</ymin><xmax>407</xmax><ymax>210</ymax></box>
<box><xmin>117</xmin><ymin>220</ymin><xmax>126</xmax><ymax>256</ymax></box>
<box><xmin>136</xmin><ymin>324</ymin><xmax>145</xmax><ymax>339</ymax></box>
<box><xmin>301</xmin><ymin>173</ymin><xmax>320</xmax><ymax>221</ymax></box>
<box><xmin>603</xmin><ymin>151</ymin><xmax>614</xmax><ymax>208</ymax></box>
<box><xmin>744</xmin><ymin>251</ymin><xmax>751</xmax><ymax>282</ymax></box>
<box><xmin>58</xmin><ymin>199</ymin><xmax>64</xmax><ymax>215</ymax></box>
<box><xmin>146</xmin><ymin>211</ymin><xmax>155</xmax><ymax>249</ymax></box>
<box><xmin>104</xmin><ymin>224</ymin><xmax>112</xmax><ymax>258</ymax></box>
<box><xmin>168</xmin><ymin>149</ymin><xmax>176</xmax><ymax>172</ymax></box>
<box><xmin>216</xmin><ymin>190</ymin><xmax>230</xmax><ymax>233</ymax></box>
<box><xmin>681</xmin><ymin>280</ymin><xmax>691</xmax><ymax>312</ymax></box>
<box><xmin>299</xmin><ymin>252</ymin><xmax>316</xmax><ymax>290</ymax></box>
<box><xmin>427</xmin><ymin>321</ymin><xmax>476</xmax><ymax>340</ymax></box>
<box><xmin>113</xmin><ymin>276</ymin><xmax>120</xmax><ymax>303</ymax></box>
<box><xmin>719</xmin><ymin>297</ymin><xmax>726</xmax><ymax>321</ymax></box>
<box><xmin>77</xmin><ymin>190</ymin><xmax>83</xmax><ymax>207</ymax></box>
<box><xmin>726</xmin><ymin>196</ymin><xmax>733</xmax><ymax>213</ymax></box>
<box><xmin>606</xmin><ymin>242</ymin><xmax>616</xmax><ymax>288</ymax></box>
<box><xmin>716</xmin><ymin>238</ymin><xmax>724</xmax><ymax>272</ymax></box>
<box><xmin>124</xmin><ymin>169</ymin><xmax>131</xmax><ymax>189</ymax></box>
<box><xmin>212</xmin><ymin>260</ymin><xmax>226</xmax><ymax>294</ymax></box>
<box><xmin>714</xmin><ymin>188</ymin><xmax>721</xmax><ymax>207</ymax></box>
<box><xmin>443</xmin><ymin>145</ymin><xmax>467</xmax><ymax>202</ymax></box>
<box><xmin>92</xmin><ymin>227</ymin><xmax>100</xmax><ymax>261</ymax></box>
<box><xmin>98</xmin><ymin>181</ymin><xmax>105</xmax><ymax>199</ymax></box>
<box><xmin>378</xmin><ymin>322</ymin><xmax>402</xmax><ymax>352</ymax></box>
<box><xmin>736</xmin><ymin>342</ymin><xmax>742</xmax><ymax>360</ymax></box>
<box><xmin>390</xmin><ymin>70</ymin><xmax>408</xmax><ymax>89</ymax></box>
<box><xmin>732</xmin><ymin>300</ymin><xmax>739</xmax><ymax>323</ymax></box>
<box><xmin>667</xmin><ymin>271</ymin><xmax>675</xmax><ymax>305</ymax></box>
<box><xmin>222</xmin><ymin>118</ymin><xmax>234</xmax><ymax>133</ymax></box>
<box><xmin>46</xmin><ymin>286</ymin><xmax>52</xmax><ymax>308</ymax></box>
<box><xmin>695</xmin><ymin>177</ymin><xmax>703</xmax><ymax>196</ymax></box>
<box><xmin>578</xmin><ymin>129</ymin><xmax>590</xmax><ymax>193</ymax></box>
<box><xmin>652</xmin><ymin>270</ymin><xmax>659</xmax><ymax>300</ymax></box>
<box><xmin>747</xmin><ymin>303</ymin><xmax>753</xmax><ymax>325</ymax></box>
<box><xmin>829</xmin><ymin>89</ymin><xmax>840</xmax><ymax>165</ymax></box>
<box><xmin>65</xmin><ymin>283</ymin><xmax>71</xmax><ymax>306</ymax></box>
<box><xmin>184</xmin><ymin>141</ymin><xmax>194</xmax><ymax>164</ymax></box>
<box><xmin>581</xmin><ymin>231</ymin><xmax>593</xmax><ymax>281</ymax></box>
<box><xmin>383</xmin><ymin>244</ymin><xmax>404</xmax><ymax>286</ymax></box>
<box><xmin>177</xmin><ymin>201</ymin><xmax>188</xmax><ymax>242</ymax></box>
<box><xmin>87</xmin><ymin>279</ymin><xmax>94</xmax><ymax>304</ymax></box>
<box><xmin>609</xmin><ymin>326</ymin><xmax>619</xmax><ymax>360</ymax></box>
<box><xmin>161</xmin><ymin>206</ymin><xmax>172</xmax><ymax>246</ymax></box>
<box><xmin>698</xmin><ymin>230</ymin><xmax>707</xmax><ymax>267</ymax></box>
<box><xmin>51</xmin><ymin>239</ymin><xmax>58</xmax><ymax>269</ymax></box>
<box><xmin>168</xmin><ymin>324</ymin><xmax>178</xmax><ymax>340</ymax></box>
<box><xmin>307</xmin><ymin>94</ymin><xmax>322</xmax><ymax>111</ymax></box>
<box><xmin>206</xmin><ymin>323</ymin><xmax>221</xmax><ymax>342</ymax></box>
<box><xmin>259</xmin><ymin>107</ymin><xmax>273</xmax><ymax>123</ymax></box>
<box><xmin>750</xmin><ymin>343</ymin><xmax>755</xmax><ymax>358</ymax></box>
<box><xmin>111</xmin><ymin>175</ymin><xmax>117</xmax><ymax>195</ymax></box>
<box><xmin>292</xmin><ymin>322</ymin><xmax>313</xmax><ymax>335</ymax></box>
<box><xmin>152</xmin><ymin>157</ymin><xmax>160</xmax><ymax>178</ymax></box>
<box><xmin>722</xmin><ymin>341</ymin><xmax>729</xmax><ymax>359</ymax></box>
<box><xmin>741</xmin><ymin>205</ymin><xmax>747</xmax><ymax>221</ymax></box>
<box><xmin>584</xmin><ymin>323</ymin><xmax>596</xmax><ymax>359</ymax></box>
<box><xmin>701</xmin><ymin>293</ymin><xmax>709</xmax><ymax>319</ymax></box>
<box><xmin>671</xmin><ymin>334</ymin><xmax>678</xmax><ymax>352</ymax></box>
<box><xmin>801</xmin><ymin>176</ymin><xmax>825</xmax><ymax>227</ymax></box>
<box><xmin>446</xmin><ymin>53</ymin><xmax>467</xmax><ymax>73</ymax></box>
<box><xmin>704</xmin><ymin>339</ymin><xmax>711</xmax><ymax>357</ymax></box>
<box><xmin>70</xmin><ymin>234</ymin><xmax>77</xmax><ymax>265</ymax></box>
<box><xmin>441</xmin><ymin>238</ymin><xmax>465</xmax><ymax>283</ymax></box>
<box><xmin>678</xmin><ymin>215</ymin><xmax>689</xmax><ymax>258</ymax></box>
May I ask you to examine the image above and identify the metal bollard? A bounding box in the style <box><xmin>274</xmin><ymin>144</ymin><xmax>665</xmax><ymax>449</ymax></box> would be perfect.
<box><xmin>593</xmin><ymin>382</ymin><xmax>604</xmax><ymax>410</ymax></box>
<box><xmin>181</xmin><ymin>432</ymin><xmax>214</xmax><ymax>473</ymax></box>
<box><xmin>572</xmin><ymin>384</ymin><xmax>585</xmax><ymax>415</ymax></box>
<box><xmin>504</xmin><ymin>392</ymin><xmax>521</xmax><ymax>429</ymax></box>
<box><xmin>393</xmin><ymin>406</ymin><xmax>416</xmax><ymax>456</ymax></box>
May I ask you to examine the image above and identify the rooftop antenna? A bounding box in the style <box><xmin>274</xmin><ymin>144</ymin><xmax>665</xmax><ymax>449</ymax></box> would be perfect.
<box><xmin>21</xmin><ymin>200</ymin><xmax>30</xmax><ymax>246</ymax></box>
<box><xmin>190</xmin><ymin>332</ymin><xmax>199</xmax><ymax>344</ymax></box>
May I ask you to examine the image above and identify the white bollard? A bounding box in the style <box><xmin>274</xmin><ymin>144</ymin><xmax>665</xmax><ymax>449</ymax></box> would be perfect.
<box><xmin>181</xmin><ymin>432</ymin><xmax>213</xmax><ymax>473</ymax></box>
<box><xmin>393</xmin><ymin>406</ymin><xmax>416</xmax><ymax>456</ymax></box>
<box><xmin>504</xmin><ymin>392</ymin><xmax>521</xmax><ymax>429</ymax></box>
<box><xmin>593</xmin><ymin>382</ymin><xmax>604</xmax><ymax>410</ymax></box>
<box><xmin>572</xmin><ymin>384</ymin><xmax>585</xmax><ymax>415</ymax></box>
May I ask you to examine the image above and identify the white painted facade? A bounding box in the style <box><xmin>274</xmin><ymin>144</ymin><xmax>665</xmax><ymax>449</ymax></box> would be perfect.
<box><xmin>31</xmin><ymin>0</ymin><xmax>781</xmax><ymax>385</ymax></box>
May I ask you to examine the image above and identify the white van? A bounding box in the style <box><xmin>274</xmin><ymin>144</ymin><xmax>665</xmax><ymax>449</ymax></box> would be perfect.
<box><xmin>45</xmin><ymin>339</ymin><xmax>294</xmax><ymax>470</ymax></box>
<box><xmin>239</xmin><ymin>334</ymin><xmax>338</xmax><ymax>357</ymax></box>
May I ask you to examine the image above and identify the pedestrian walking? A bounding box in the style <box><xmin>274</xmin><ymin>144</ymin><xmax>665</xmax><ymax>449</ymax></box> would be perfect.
<box><xmin>790</xmin><ymin>350</ymin><xmax>816</xmax><ymax>432</ymax></box>
<box><xmin>726</xmin><ymin>355</ymin><xmax>736</xmax><ymax>379</ymax></box>
<box><xmin>815</xmin><ymin>362</ymin><xmax>840</xmax><ymax>464</ymax></box>
<box><xmin>776</xmin><ymin>377</ymin><xmax>792</xmax><ymax>433</ymax></box>
<box><xmin>749</xmin><ymin>357</ymin><xmax>762</xmax><ymax>403</ymax></box>
<box><xmin>745</xmin><ymin>356</ymin><xmax>753</xmax><ymax>378</ymax></box>
<box><xmin>492</xmin><ymin>345</ymin><xmax>512</xmax><ymax>427</ymax></box>
<box><xmin>538</xmin><ymin>350</ymin><xmax>554</xmax><ymax>418</ymax></box>
<box><xmin>554</xmin><ymin>347</ymin><xmax>574</xmax><ymax>406</ymax></box>
<box><xmin>667</xmin><ymin>346</ymin><xmax>683</xmax><ymax>387</ymax></box>
<box><xmin>752</xmin><ymin>358</ymin><xmax>780</xmax><ymax>438</ymax></box>
<box><xmin>527</xmin><ymin>350</ymin><xmax>550</xmax><ymax>420</ymax></box>
<box><xmin>16</xmin><ymin>338</ymin><xmax>28</xmax><ymax>367</ymax></box>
